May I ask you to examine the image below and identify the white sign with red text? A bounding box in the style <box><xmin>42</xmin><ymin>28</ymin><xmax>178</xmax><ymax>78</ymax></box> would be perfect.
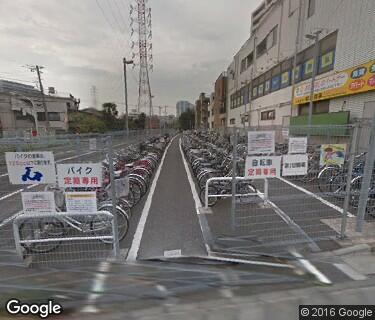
<box><xmin>245</xmin><ymin>156</ymin><xmax>281</xmax><ymax>179</ymax></box>
<box><xmin>65</xmin><ymin>192</ymin><xmax>97</xmax><ymax>213</ymax></box>
<box><xmin>21</xmin><ymin>192</ymin><xmax>56</xmax><ymax>214</ymax></box>
<box><xmin>247</xmin><ymin>131</ymin><xmax>275</xmax><ymax>155</ymax></box>
<box><xmin>57</xmin><ymin>163</ymin><xmax>102</xmax><ymax>188</ymax></box>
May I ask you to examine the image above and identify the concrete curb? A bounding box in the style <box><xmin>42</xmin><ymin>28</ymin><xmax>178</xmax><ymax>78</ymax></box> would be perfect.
<box><xmin>332</xmin><ymin>243</ymin><xmax>371</xmax><ymax>256</ymax></box>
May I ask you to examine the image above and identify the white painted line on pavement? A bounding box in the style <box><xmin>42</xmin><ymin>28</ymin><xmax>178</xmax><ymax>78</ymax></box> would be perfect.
<box><xmin>179</xmin><ymin>139</ymin><xmax>203</xmax><ymax>213</ymax></box>
<box><xmin>278</xmin><ymin>177</ymin><xmax>354</xmax><ymax>218</ymax></box>
<box><xmin>257</xmin><ymin>191</ymin><xmax>320</xmax><ymax>252</ymax></box>
<box><xmin>126</xmin><ymin>135</ymin><xmax>177</xmax><ymax>261</ymax></box>
<box><xmin>81</xmin><ymin>261</ymin><xmax>110</xmax><ymax>313</ymax></box>
<box><xmin>334</xmin><ymin>263</ymin><xmax>367</xmax><ymax>281</ymax></box>
<box><xmin>0</xmin><ymin>189</ymin><xmax>23</xmax><ymax>201</ymax></box>
<box><xmin>179</xmin><ymin>138</ymin><xmax>211</xmax><ymax>254</ymax></box>
<box><xmin>0</xmin><ymin>173</ymin><xmax>8</xmax><ymax>178</ymax></box>
<box><xmin>0</xmin><ymin>210</ymin><xmax>23</xmax><ymax>228</ymax></box>
<box><xmin>291</xmin><ymin>250</ymin><xmax>331</xmax><ymax>284</ymax></box>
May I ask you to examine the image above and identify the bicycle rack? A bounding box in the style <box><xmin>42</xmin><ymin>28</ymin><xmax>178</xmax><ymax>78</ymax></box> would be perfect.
<box><xmin>204</xmin><ymin>177</ymin><xmax>266</xmax><ymax>209</ymax></box>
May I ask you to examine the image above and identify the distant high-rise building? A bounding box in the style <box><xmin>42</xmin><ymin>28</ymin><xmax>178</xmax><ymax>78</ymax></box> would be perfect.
<box><xmin>176</xmin><ymin>100</ymin><xmax>194</xmax><ymax>117</ymax></box>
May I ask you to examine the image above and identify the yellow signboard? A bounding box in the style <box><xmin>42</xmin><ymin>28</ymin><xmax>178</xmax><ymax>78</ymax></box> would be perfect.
<box><xmin>293</xmin><ymin>60</ymin><xmax>375</xmax><ymax>105</ymax></box>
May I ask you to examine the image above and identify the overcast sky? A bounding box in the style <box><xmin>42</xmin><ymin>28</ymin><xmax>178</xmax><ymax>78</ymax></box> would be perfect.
<box><xmin>0</xmin><ymin>0</ymin><xmax>261</xmax><ymax>115</ymax></box>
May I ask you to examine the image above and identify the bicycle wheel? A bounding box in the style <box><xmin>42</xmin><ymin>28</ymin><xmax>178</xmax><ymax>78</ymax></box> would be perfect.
<box><xmin>96</xmin><ymin>204</ymin><xmax>129</xmax><ymax>243</ymax></box>
<box><xmin>200</xmin><ymin>186</ymin><xmax>218</xmax><ymax>207</ymax></box>
<box><xmin>19</xmin><ymin>218</ymin><xmax>64</xmax><ymax>254</ymax></box>
<box><xmin>317</xmin><ymin>166</ymin><xmax>340</xmax><ymax>193</ymax></box>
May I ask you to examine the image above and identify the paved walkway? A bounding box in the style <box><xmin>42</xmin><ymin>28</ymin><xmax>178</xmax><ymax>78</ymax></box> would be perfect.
<box><xmin>137</xmin><ymin>136</ymin><xmax>206</xmax><ymax>259</ymax></box>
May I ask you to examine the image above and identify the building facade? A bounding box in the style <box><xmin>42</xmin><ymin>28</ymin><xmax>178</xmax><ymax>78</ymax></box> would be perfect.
<box><xmin>0</xmin><ymin>80</ymin><xmax>79</xmax><ymax>137</ymax></box>
<box><xmin>195</xmin><ymin>93</ymin><xmax>210</xmax><ymax>129</ymax></box>
<box><xmin>226</xmin><ymin>0</ymin><xmax>375</xmax><ymax>128</ymax></box>
<box><xmin>176</xmin><ymin>100</ymin><xmax>194</xmax><ymax>117</ymax></box>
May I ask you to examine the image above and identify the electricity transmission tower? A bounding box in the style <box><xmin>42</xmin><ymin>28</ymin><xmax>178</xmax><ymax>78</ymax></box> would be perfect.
<box><xmin>90</xmin><ymin>85</ymin><xmax>98</xmax><ymax>109</ymax></box>
<box><xmin>130</xmin><ymin>0</ymin><xmax>153</xmax><ymax>118</ymax></box>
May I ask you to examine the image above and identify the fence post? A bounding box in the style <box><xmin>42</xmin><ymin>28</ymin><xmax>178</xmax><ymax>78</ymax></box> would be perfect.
<box><xmin>75</xmin><ymin>135</ymin><xmax>80</xmax><ymax>161</ymax></box>
<box><xmin>356</xmin><ymin>117</ymin><xmax>375</xmax><ymax>232</ymax></box>
<box><xmin>231</xmin><ymin>128</ymin><xmax>238</xmax><ymax>229</ymax></box>
<box><xmin>106</xmin><ymin>136</ymin><xmax>120</xmax><ymax>258</ymax></box>
<box><xmin>340</xmin><ymin>123</ymin><xmax>359</xmax><ymax>239</ymax></box>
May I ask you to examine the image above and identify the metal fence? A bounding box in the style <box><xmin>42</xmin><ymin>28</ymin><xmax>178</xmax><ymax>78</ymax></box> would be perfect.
<box><xmin>203</xmin><ymin>123</ymin><xmax>375</xmax><ymax>256</ymax></box>
<box><xmin>0</xmin><ymin>129</ymin><xmax>173</xmax><ymax>267</ymax></box>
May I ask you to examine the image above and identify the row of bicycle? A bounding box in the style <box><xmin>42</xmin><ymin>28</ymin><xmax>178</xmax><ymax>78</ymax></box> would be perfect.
<box><xmin>19</xmin><ymin>134</ymin><xmax>171</xmax><ymax>254</ymax></box>
<box><xmin>181</xmin><ymin>130</ymin><xmax>375</xmax><ymax>213</ymax></box>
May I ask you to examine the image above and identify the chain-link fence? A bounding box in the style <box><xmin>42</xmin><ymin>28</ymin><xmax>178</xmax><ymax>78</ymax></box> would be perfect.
<box><xmin>196</xmin><ymin>123</ymin><xmax>375</xmax><ymax>256</ymax></box>
<box><xmin>0</xmin><ymin>129</ymin><xmax>174</xmax><ymax>267</ymax></box>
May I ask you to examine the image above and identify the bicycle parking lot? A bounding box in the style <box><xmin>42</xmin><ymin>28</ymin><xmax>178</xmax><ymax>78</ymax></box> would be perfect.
<box><xmin>0</xmin><ymin>129</ymin><xmax>174</xmax><ymax>266</ymax></box>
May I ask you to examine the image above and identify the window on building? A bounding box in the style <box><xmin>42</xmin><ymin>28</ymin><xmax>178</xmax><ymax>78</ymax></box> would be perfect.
<box><xmin>271</xmin><ymin>74</ymin><xmax>281</xmax><ymax>91</ymax></box>
<box><xmin>246</xmin><ymin>52</ymin><xmax>254</xmax><ymax>68</ymax></box>
<box><xmin>256</xmin><ymin>37</ymin><xmax>267</xmax><ymax>58</ymax></box>
<box><xmin>14</xmin><ymin>110</ymin><xmax>33</xmax><ymax>121</ymax></box>
<box><xmin>267</xmin><ymin>26</ymin><xmax>278</xmax><ymax>50</ymax></box>
<box><xmin>302</xmin><ymin>58</ymin><xmax>315</xmax><ymax>79</ymax></box>
<box><xmin>318</xmin><ymin>50</ymin><xmax>335</xmax><ymax>74</ymax></box>
<box><xmin>298</xmin><ymin>100</ymin><xmax>329</xmax><ymax>115</ymax></box>
<box><xmin>240</xmin><ymin>58</ymin><xmax>246</xmax><ymax>73</ymax></box>
<box><xmin>258</xmin><ymin>83</ymin><xmax>264</xmax><ymax>97</ymax></box>
<box><xmin>261</xmin><ymin>110</ymin><xmax>276</xmax><ymax>121</ymax></box>
<box><xmin>230</xmin><ymin>118</ymin><xmax>235</xmax><ymax>125</ymax></box>
<box><xmin>252</xmin><ymin>86</ymin><xmax>258</xmax><ymax>99</ymax></box>
<box><xmin>281</xmin><ymin>70</ymin><xmax>291</xmax><ymax>88</ymax></box>
<box><xmin>307</xmin><ymin>0</ymin><xmax>315</xmax><ymax>18</ymax></box>
<box><xmin>37</xmin><ymin>112</ymin><xmax>61</xmax><ymax>121</ymax></box>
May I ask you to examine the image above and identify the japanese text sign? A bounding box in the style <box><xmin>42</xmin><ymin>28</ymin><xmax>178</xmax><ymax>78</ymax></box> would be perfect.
<box><xmin>21</xmin><ymin>192</ymin><xmax>56</xmax><ymax>214</ymax></box>
<box><xmin>289</xmin><ymin>137</ymin><xmax>308</xmax><ymax>154</ymax></box>
<box><xmin>282</xmin><ymin>154</ymin><xmax>308</xmax><ymax>176</ymax></box>
<box><xmin>57</xmin><ymin>163</ymin><xmax>102</xmax><ymax>188</ymax></box>
<box><xmin>65</xmin><ymin>192</ymin><xmax>97</xmax><ymax>213</ymax></box>
<box><xmin>6</xmin><ymin>152</ymin><xmax>56</xmax><ymax>185</ymax></box>
<box><xmin>245</xmin><ymin>156</ymin><xmax>281</xmax><ymax>179</ymax></box>
<box><xmin>248</xmin><ymin>131</ymin><xmax>275</xmax><ymax>155</ymax></box>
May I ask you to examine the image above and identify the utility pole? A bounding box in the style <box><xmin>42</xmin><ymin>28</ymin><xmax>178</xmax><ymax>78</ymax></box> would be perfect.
<box><xmin>36</xmin><ymin>66</ymin><xmax>49</xmax><ymax>132</ymax></box>
<box><xmin>123</xmin><ymin>58</ymin><xmax>134</xmax><ymax>136</ymax></box>
<box><xmin>306</xmin><ymin>30</ymin><xmax>322</xmax><ymax>137</ymax></box>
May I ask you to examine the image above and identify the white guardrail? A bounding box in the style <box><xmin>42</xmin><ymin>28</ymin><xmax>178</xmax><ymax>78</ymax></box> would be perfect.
<box><xmin>13</xmin><ymin>210</ymin><xmax>116</xmax><ymax>258</ymax></box>
<box><xmin>204</xmin><ymin>177</ymin><xmax>269</xmax><ymax>208</ymax></box>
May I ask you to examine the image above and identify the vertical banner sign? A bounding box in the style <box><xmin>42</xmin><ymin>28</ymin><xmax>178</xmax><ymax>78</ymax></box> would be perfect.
<box><xmin>6</xmin><ymin>152</ymin><xmax>56</xmax><ymax>185</ymax></box>
<box><xmin>320</xmin><ymin>144</ymin><xmax>346</xmax><ymax>167</ymax></box>
<box><xmin>65</xmin><ymin>192</ymin><xmax>97</xmax><ymax>213</ymax></box>
<box><xmin>21</xmin><ymin>192</ymin><xmax>56</xmax><ymax>214</ymax></box>
<box><xmin>57</xmin><ymin>163</ymin><xmax>102</xmax><ymax>188</ymax></box>
<box><xmin>245</xmin><ymin>156</ymin><xmax>281</xmax><ymax>179</ymax></box>
<box><xmin>289</xmin><ymin>137</ymin><xmax>308</xmax><ymax>154</ymax></box>
<box><xmin>89</xmin><ymin>138</ymin><xmax>97</xmax><ymax>151</ymax></box>
<box><xmin>248</xmin><ymin>131</ymin><xmax>275</xmax><ymax>154</ymax></box>
<box><xmin>282</xmin><ymin>154</ymin><xmax>308</xmax><ymax>176</ymax></box>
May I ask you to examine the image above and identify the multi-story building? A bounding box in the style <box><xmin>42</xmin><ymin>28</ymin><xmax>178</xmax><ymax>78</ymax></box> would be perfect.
<box><xmin>0</xmin><ymin>80</ymin><xmax>80</xmax><ymax>137</ymax></box>
<box><xmin>176</xmin><ymin>100</ymin><xmax>194</xmax><ymax>117</ymax></box>
<box><xmin>226</xmin><ymin>0</ymin><xmax>375</xmax><ymax>129</ymax></box>
<box><xmin>195</xmin><ymin>93</ymin><xmax>210</xmax><ymax>129</ymax></box>
<box><xmin>212</xmin><ymin>72</ymin><xmax>227</xmax><ymax>128</ymax></box>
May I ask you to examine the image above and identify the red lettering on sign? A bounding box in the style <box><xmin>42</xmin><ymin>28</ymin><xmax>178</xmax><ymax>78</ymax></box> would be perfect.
<box><xmin>64</xmin><ymin>177</ymin><xmax>72</xmax><ymax>185</ymax></box>
<box><xmin>73</xmin><ymin>177</ymin><xmax>80</xmax><ymax>185</ymax></box>
<box><xmin>82</xmin><ymin>177</ymin><xmax>89</xmax><ymax>185</ymax></box>
<box><xmin>349</xmin><ymin>79</ymin><xmax>365</xmax><ymax>91</ymax></box>
<box><xmin>368</xmin><ymin>75</ymin><xmax>375</xmax><ymax>87</ymax></box>
<box><xmin>270</xmin><ymin>168</ymin><xmax>276</xmax><ymax>176</ymax></box>
<box><xmin>263</xmin><ymin>168</ymin><xmax>269</xmax><ymax>175</ymax></box>
<box><xmin>90</xmin><ymin>177</ymin><xmax>99</xmax><ymax>185</ymax></box>
<box><xmin>256</xmin><ymin>168</ymin><xmax>262</xmax><ymax>175</ymax></box>
<box><xmin>248</xmin><ymin>169</ymin><xmax>254</xmax><ymax>176</ymax></box>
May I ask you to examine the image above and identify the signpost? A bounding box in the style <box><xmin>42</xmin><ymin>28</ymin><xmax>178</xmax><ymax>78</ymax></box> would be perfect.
<box><xmin>57</xmin><ymin>163</ymin><xmax>102</xmax><ymax>188</ymax></box>
<box><xmin>21</xmin><ymin>192</ymin><xmax>56</xmax><ymax>214</ymax></box>
<box><xmin>247</xmin><ymin>131</ymin><xmax>275</xmax><ymax>155</ymax></box>
<box><xmin>245</xmin><ymin>156</ymin><xmax>281</xmax><ymax>179</ymax></box>
<box><xmin>289</xmin><ymin>137</ymin><xmax>308</xmax><ymax>154</ymax></box>
<box><xmin>282</xmin><ymin>154</ymin><xmax>308</xmax><ymax>176</ymax></box>
<box><xmin>65</xmin><ymin>192</ymin><xmax>97</xmax><ymax>213</ymax></box>
<box><xmin>6</xmin><ymin>152</ymin><xmax>56</xmax><ymax>185</ymax></box>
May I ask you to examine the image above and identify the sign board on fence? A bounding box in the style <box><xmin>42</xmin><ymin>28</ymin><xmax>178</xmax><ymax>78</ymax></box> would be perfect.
<box><xmin>248</xmin><ymin>131</ymin><xmax>275</xmax><ymax>154</ymax></box>
<box><xmin>245</xmin><ymin>156</ymin><xmax>281</xmax><ymax>179</ymax></box>
<box><xmin>282</xmin><ymin>128</ymin><xmax>289</xmax><ymax>139</ymax></box>
<box><xmin>320</xmin><ymin>144</ymin><xmax>346</xmax><ymax>167</ymax></box>
<box><xmin>21</xmin><ymin>192</ymin><xmax>55</xmax><ymax>214</ymax></box>
<box><xmin>6</xmin><ymin>152</ymin><xmax>56</xmax><ymax>185</ymax></box>
<box><xmin>282</xmin><ymin>154</ymin><xmax>308</xmax><ymax>176</ymax></box>
<box><xmin>289</xmin><ymin>137</ymin><xmax>308</xmax><ymax>154</ymax></box>
<box><xmin>89</xmin><ymin>138</ymin><xmax>97</xmax><ymax>151</ymax></box>
<box><xmin>115</xmin><ymin>177</ymin><xmax>129</xmax><ymax>197</ymax></box>
<box><xmin>57</xmin><ymin>163</ymin><xmax>102</xmax><ymax>188</ymax></box>
<box><xmin>65</xmin><ymin>192</ymin><xmax>97</xmax><ymax>213</ymax></box>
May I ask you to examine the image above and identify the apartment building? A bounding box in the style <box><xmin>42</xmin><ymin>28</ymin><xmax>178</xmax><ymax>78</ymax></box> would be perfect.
<box><xmin>0</xmin><ymin>80</ymin><xmax>80</xmax><ymax>137</ymax></box>
<box><xmin>195</xmin><ymin>93</ymin><xmax>210</xmax><ymax>129</ymax></box>
<box><xmin>226</xmin><ymin>0</ymin><xmax>375</xmax><ymax>128</ymax></box>
<box><xmin>176</xmin><ymin>100</ymin><xmax>194</xmax><ymax>117</ymax></box>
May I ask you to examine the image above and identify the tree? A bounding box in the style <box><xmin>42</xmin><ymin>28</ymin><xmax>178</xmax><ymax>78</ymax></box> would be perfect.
<box><xmin>68</xmin><ymin>112</ymin><xmax>107</xmax><ymax>133</ymax></box>
<box><xmin>134</xmin><ymin>112</ymin><xmax>146</xmax><ymax>129</ymax></box>
<box><xmin>102</xmin><ymin>102</ymin><xmax>120</xmax><ymax>130</ymax></box>
<box><xmin>178</xmin><ymin>109</ymin><xmax>195</xmax><ymax>130</ymax></box>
